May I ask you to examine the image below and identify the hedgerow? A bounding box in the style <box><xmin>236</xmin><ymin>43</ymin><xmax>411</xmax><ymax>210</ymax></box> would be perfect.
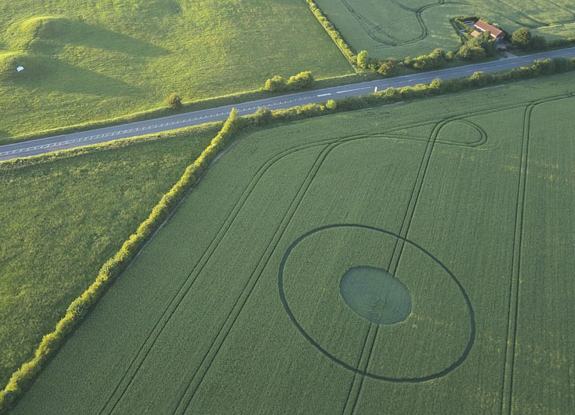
<box><xmin>250</xmin><ymin>57</ymin><xmax>575</xmax><ymax>124</ymax></box>
<box><xmin>303</xmin><ymin>0</ymin><xmax>356</xmax><ymax>65</ymax></box>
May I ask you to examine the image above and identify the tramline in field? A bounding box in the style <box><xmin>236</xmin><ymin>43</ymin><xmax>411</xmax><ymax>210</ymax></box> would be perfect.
<box><xmin>11</xmin><ymin>74</ymin><xmax>575</xmax><ymax>414</ymax></box>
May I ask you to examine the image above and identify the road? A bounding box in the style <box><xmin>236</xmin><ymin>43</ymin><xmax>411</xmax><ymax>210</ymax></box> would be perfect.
<box><xmin>2</xmin><ymin>46</ymin><xmax>575</xmax><ymax>162</ymax></box>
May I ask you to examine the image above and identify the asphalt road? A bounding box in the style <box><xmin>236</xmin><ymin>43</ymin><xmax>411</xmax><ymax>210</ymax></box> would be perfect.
<box><xmin>2</xmin><ymin>46</ymin><xmax>575</xmax><ymax>162</ymax></box>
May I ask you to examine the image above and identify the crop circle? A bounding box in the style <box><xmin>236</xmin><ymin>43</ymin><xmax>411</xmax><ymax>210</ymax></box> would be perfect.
<box><xmin>278</xmin><ymin>224</ymin><xmax>475</xmax><ymax>382</ymax></box>
<box><xmin>339</xmin><ymin>266</ymin><xmax>412</xmax><ymax>325</ymax></box>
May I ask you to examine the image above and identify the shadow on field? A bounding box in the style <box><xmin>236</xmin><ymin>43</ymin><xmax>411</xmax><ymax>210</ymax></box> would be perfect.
<box><xmin>38</xmin><ymin>58</ymin><xmax>142</xmax><ymax>97</ymax></box>
<box><xmin>60</xmin><ymin>21</ymin><xmax>168</xmax><ymax>58</ymax></box>
<box><xmin>26</xmin><ymin>17</ymin><xmax>168</xmax><ymax>58</ymax></box>
<box><xmin>0</xmin><ymin>130</ymin><xmax>11</xmax><ymax>142</ymax></box>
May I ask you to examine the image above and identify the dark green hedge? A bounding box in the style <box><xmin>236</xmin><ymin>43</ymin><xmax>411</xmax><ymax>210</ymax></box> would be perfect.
<box><xmin>303</xmin><ymin>0</ymin><xmax>356</xmax><ymax>65</ymax></box>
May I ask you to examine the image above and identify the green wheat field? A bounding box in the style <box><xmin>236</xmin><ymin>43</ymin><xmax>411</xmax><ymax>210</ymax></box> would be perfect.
<box><xmin>9</xmin><ymin>73</ymin><xmax>575</xmax><ymax>414</ymax></box>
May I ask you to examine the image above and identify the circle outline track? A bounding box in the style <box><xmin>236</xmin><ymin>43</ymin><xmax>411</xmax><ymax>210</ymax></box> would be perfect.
<box><xmin>278</xmin><ymin>223</ymin><xmax>476</xmax><ymax>382</ymax></box>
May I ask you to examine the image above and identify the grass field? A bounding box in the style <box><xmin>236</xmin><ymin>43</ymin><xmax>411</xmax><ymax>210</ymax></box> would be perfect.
<box><xmin>10</xmin><ymin>73</ymin><xmax>575</xmax><ymax>414</ymax></box>
<box><xmin>313</xmin><ymin>0</ymin><xmax>575</xmax><ymax>58</ymax></box>
<box><xmin>0</xmin><ymin>124</ymin><xmax>218</xmax><ymax>390</ymax></box>
<box><xmin>0</xmin><ymin>0</ymin><xmax>352</xmax><ymax>141</ymax></box>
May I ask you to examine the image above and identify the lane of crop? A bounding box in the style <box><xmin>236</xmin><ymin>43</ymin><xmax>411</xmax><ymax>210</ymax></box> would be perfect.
<box><xmin>1</xmin><ymin>47</ymin><xmax>575</xmax><ymax>162</ymax></box>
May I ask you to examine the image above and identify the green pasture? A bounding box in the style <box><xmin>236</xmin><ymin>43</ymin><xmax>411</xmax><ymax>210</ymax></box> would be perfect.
<box><xmin>313</xmin><ymin>0</ymin><xmax>575</xmax><ymax>58</ymax></box>
<box><xmin>0</xmin><ymin>124</ymin><xmax>218</xmax><ymax>390</ymax></box>
<box><xmin>11</xmin><ymin>73</ymin><xmax>575</xmax><ymax>414</ymax></box>
<box><xmin>0</xmin><ymin>0</ymin><xmax>352</xmax><ymax>141</ymax></box>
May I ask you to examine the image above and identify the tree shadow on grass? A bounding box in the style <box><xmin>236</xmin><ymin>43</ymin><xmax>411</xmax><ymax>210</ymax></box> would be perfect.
<box><xmin>30</xmin><ymin>17</ymin><xmax>168</xmax><ymax>58</ymax></box>
<box><xmin>0</xmin><ymin>129</ymin><xmax>12</xmax><ymax>143</ymax></box>
<box><xmin>63</xmin><ymin>21</ymin><xmax>168</xmax><ymax>58</ymax></box>
<box><xmin>35</xmin><ymin>57</ymin><xmax>143</xmax><ymax>98</ymax></box>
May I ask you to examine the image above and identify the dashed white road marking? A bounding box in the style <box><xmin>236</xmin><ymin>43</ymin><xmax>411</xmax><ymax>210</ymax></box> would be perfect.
<box><xmin>336</xmin><ymin>87</ymin><xmax>369</xmax><ymax>94</ymax></box>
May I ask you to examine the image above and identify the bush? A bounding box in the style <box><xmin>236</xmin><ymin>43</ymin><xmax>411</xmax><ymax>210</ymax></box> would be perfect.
<box><xmin>357</xmin><ymin>50</ymin><xmax>370</xmax><ymax>69</ymax></box>
<box><xmin>166</xmin><ymin>93</ymin><xmax>183</xmax><ymax>110</ymax></box>
<box><xmin>325</xmin><ymin>100</ymin><xmax>337</xmax><ymax>110</ymax></box>
<box><xmin>469</xmin><ymin>71</ymin><xmax>487</xmax><ymax>87</ymax></box>
<box><xmin>287</xmin><ymin>71</ymin><xmax>314</xmax><ymax>90</ymax></box>
<box><xmin>67</xmin><ymin>299</ymin><xmax>89</xmax><ymax>319</ymax></box>
<box><xmin>552</xmin><ymin>56</ymin><xmax>575</xmax><ymax>73</ymax></box>
<box><xmin>377</xmin><ymin>59</ymin><xmax>399</xmax><ymax>77</ymax></box>
<box><xmin>405</xmin><ymin>49</ymin><xmax>448</xmax><ymax>70</ymax></box>
<box><xmin>252</xmin><ymin>107</ymin><xmax>273</xmax><ymax>126</ymax></box>
<box><xmin>429</xmin><ymin>78</ymin><xmax>442</xmax><ymax>93</ymax></box>
<box><xmin>512</xmin><ymin>27</ymin><xmax>532</xmax><ymax>49</ymax></box>
<box><xmin>531</xmin><ymin>59</ymin><xmax>556</xmax><ymax>75</ymax></box>
<box><xmin>264</xmin><ymin>75</ymin><xmax>286</xmax><ymax>92</ymax></box>
<box><xmin>264</xmin><ymin>72</ymin><xmax>314</xmax><ymax>92</ymax></box>
<box><xmin>457</xmin><ymin>44</ymin><xmax>486</xmax><ymax>62</ymax></box>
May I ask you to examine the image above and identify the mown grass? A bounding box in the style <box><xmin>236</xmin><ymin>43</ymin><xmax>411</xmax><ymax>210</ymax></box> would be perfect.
<box><xmin>313</xmin><ymin>0</ymin><xmax>575</xmax><ymax>58</ymax></box>
<box><xmin>0</xmin><ymin>123</ymin><xmax>219</xmax><ymax>390</ymax></box>
<box><xmin>0</xmin><ymin>0</ymin><xmax>352</xmax><ymax>141</ymax></box>
<box><xmin>11</xmin><ymin>73</ymin><xmax>575</xmax><ymax>414</ymax></box>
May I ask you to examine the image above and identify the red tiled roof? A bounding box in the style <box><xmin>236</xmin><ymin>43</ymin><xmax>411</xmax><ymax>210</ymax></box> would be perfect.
<box><xmin>474</xmin><ymin>20</ymin><xmax>503</xmax><ymax>38</ymax></box>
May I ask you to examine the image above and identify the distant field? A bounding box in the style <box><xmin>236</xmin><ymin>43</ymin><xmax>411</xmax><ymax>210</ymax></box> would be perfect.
<box><xmin>314</xmin><ymin>0</ymin><xmax>575</xmax><ymax>58</ymax></box>
<box><xmin>13</xmin><ymin>73</ymin><xmax>575</xmax><ymax>414</ymax></box>
<box><xmin>0</xmin><ymin>0</ymin><xmax>352</xmax><ymax>140</ymax></box>
<box><xmin>0</xmin><ymin>124</ymin><xmax>217</xmax><ymax>390</ymax></box>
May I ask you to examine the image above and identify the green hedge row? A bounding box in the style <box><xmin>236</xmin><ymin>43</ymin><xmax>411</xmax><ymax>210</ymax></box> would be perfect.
<box><xmin>303</xmin><ymin>0</ymin><xmax>356</xmax><ymax>65</ymax></box>
<box><xmin>247</xmin><ymin>57</ymin><xmax>575</xmax><ymax>126</ymax></box>
<box><xmin>0</xmin><ymin>109</ymin><xmax>244</xmax><ymax>414</ymax></box>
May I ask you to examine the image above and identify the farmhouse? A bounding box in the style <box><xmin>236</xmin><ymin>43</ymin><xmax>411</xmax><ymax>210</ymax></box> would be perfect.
<box><xmin>471</xmin><ymin>20</ymin><xmax>505</xmax><ymax>41</ymax></box>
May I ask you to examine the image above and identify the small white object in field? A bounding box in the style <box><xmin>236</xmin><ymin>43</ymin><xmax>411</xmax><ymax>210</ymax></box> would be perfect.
<box><xmin>16</xmin><ymin>66</ymin><xmax>24</xmax><ymax>72</ymax></box>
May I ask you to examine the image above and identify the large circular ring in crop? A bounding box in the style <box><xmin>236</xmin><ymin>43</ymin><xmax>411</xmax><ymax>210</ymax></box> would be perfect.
<box><xmin>278</xmin><ymin>224</ymin><xmax>475</xmax><ymax>382</ymax></box>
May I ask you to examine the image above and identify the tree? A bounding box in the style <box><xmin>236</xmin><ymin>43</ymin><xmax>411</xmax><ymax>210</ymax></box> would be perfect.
<box><xmin>357</xmin><ymin>50</ymin><xmax>370</xmax><ymax>69</ymax></box>
<box><xmin>325</xmin><ymin>100</ymin><xmax>337</xmax><ymax>110</ymax></box>
<box><xmin>429</xmin><ymin>78</ymin><xmax>442</xmax><ymax>93</ymax></box>
<box><xmin>264</xmin><ymin>75</ymin><xmax>286</xmax><ymax>92</ymax></box>
<box><xmin>512</xmin><ymin>27</ymin><xmax>532</xmax><ymax>49</ymax></box>
<box><xmin>469</xmin><ymin>31</ymin><xmax>497</xmax><ymax>55</ymax></box>
<box><xmin>287</xmin><ymin>71</ymin><xmax>314</xmax><ymax>90</ymax></box>
<box><xmin>252</xmin><ymin>107</ymin><xmax>273</xmax><ymax>125</ymax></box>
<box><xmin>457</xmin><ymin>44</ymin><xmax>486</xmax><ymax>62</ymax></box>
<box><xmin>166</xmin><ymin>93</ymin><xmax>182</xmax><ymax>110</ymax></box>
<box><xmin>469</xmin><ymin>71</ymin><xmax>487</xmax><ymax>86</ymax></box>
<box><xmin>377</xmin><ymin>59</ymin><xmax>399</xmax><ymax>77</ymax></box>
